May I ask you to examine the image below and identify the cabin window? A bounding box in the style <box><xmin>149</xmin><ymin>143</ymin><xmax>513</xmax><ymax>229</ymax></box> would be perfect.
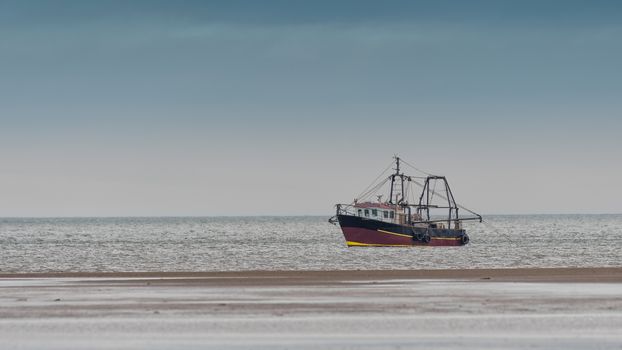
<box><xmin>389</xmin><ymin>211</ymin><xmax>394</xmax><ymax>219</ymax></box>
<box><xmin>357</xmin><ymin>209</ymin><xmax>362</xmax><ymax>216</ymax></box>
<box><xmin>372</xmin><ymin>209</ymin><xmax>377</xmax><ymax>216</ymax></box>
<box><xmin>364</xmin><ymin>209</ymin><xmax>369</xmax><ymax>217</ymax></box>
<box><xmin>383</xmin><ymin>211</ymin><xmax>388</xmax><ymax>218</ymax></box>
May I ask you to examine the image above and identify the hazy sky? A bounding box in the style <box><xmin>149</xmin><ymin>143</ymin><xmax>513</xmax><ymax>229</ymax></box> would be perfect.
<box><xmin>1</xmin><ymin>0</ymin><xmax>621</xmax><ymax>216</ymax></box>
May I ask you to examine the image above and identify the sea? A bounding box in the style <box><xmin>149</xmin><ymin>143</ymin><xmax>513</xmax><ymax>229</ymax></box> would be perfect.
<box><xmin>1</xmin><ymin>215</ymin><xmax>621</xmax><ymax>273</ymax></box>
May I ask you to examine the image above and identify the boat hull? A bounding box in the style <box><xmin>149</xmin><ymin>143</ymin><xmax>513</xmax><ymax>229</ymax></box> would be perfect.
<box><xmin>337</xmin><ymin>214</ymin><xmax>467</xmax><ymax>247</ymax></box>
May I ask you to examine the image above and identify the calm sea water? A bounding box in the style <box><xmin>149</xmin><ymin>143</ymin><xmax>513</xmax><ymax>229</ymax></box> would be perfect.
<box><xmin>0</xmin><ymin>215</ymin><xmax>620</xmax><ymax>273</ymax></box>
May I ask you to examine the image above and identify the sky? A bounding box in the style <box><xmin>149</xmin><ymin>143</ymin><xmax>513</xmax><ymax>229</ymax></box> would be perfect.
<box><xmin>1</xmin><ymin>0</ymin><xmax>621</xmax><ymax>216</ymax></box>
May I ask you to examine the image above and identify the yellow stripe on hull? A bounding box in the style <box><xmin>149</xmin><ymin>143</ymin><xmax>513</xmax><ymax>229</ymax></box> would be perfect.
<box><xmin>346</xmin><ymin>241</ymin><xmax>413</xmax><ymax>247</ymax></box>
<box><xmin>376</xmin><ymin>229</ymin><xmax>412</xmax><ymax>238</ymax></box>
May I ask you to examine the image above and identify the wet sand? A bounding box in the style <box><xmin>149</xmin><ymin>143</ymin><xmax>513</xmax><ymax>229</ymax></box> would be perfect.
<box><xmin>2</xmin><ymin>268</ymin><xmax>622</xmax><ymax>349</ymax></box>
<box><xmin>3</xmin><ymin>266</ymin><xmax>622</xmax><ymax>283</ymax></box>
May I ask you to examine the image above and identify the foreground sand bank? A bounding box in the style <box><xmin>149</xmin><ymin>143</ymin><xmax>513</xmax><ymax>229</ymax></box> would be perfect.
<box><xmin>2</xmin><ymin>268</ymin><xmax>622</xmax><ymax>349</ymax></box>
<box><xmin>1</xmin><ymin>267</ymin><xmax>622</xmax><ymax>283</ymax></box>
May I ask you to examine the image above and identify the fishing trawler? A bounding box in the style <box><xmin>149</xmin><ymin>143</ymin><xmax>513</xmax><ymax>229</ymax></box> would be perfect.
<box><xmin>329</xmin><ymin>156</ymin><xmax>482</xmax><ymax>247</ymax></box>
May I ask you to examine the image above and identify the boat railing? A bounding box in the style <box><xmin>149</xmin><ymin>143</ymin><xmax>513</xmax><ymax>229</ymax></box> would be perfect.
<box><xmin>335</xmin><ymin>203</ymin><xmax>358</xmax><ymax>216</ymax></box>
<box><xmin>328</xmin><ymin>204</ymin><xmax>357</xmax><ymax>225</ymax></box>
<box><xmin>330</xmin><ymin>202</ymin><xmax>482</xmax><ymax>226</ymax></box>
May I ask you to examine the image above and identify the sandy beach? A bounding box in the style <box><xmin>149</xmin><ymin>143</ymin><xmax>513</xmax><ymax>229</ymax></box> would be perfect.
<box><xmin>1</xmin><ymin>267</ymin><xmax>622</xmax><ymax>349</ymax></box>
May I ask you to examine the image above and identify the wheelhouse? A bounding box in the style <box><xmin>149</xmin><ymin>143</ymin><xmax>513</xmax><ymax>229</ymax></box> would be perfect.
<box><xmin>354</xmin><ymin>202</ymin><xmax>396</xmax><ymax>223</ymax></box>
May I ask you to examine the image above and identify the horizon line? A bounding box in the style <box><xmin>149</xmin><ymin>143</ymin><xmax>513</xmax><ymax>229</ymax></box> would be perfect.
<box><xmin>1</xmin><ymin>213</ymin><xmax>621</xmax><ymax>219</ymax></box>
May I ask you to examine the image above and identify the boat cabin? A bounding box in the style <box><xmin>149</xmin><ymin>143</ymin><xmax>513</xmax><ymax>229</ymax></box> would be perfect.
<box><xmin>354</xmin><ymin>201</ymin><xmax>425</xmax><ymax>225</ymax></box>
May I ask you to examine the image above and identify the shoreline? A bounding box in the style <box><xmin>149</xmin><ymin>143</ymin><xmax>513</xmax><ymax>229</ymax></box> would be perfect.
<box><xmin>2</xmin><ymin>267</ymin><xmax>622</xmax><ymax>283</ymax></box>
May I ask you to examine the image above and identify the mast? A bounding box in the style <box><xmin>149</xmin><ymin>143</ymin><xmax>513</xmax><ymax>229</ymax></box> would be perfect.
<box><xmin>388</xmin><ymin>156</ymin><xmax>410</xmax><ymax>224</ymax></box>
<box><xmin>389</xmin><ymin>156</ymin><xmax>400</xmax><ymax>204</ymax></box>
<box><xmin>389</xmin><ymin>156</ymin><xmax>406</xmax><ymax>204</ymax></box>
